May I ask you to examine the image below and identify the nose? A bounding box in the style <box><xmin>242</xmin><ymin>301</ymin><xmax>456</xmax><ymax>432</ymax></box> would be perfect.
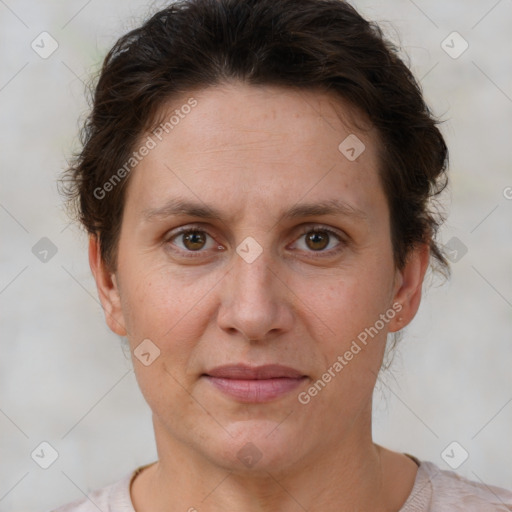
<box><xmin>216</xmin><ymin>242</ymin><xmax>294</xmax><ymax>342</ymax></box>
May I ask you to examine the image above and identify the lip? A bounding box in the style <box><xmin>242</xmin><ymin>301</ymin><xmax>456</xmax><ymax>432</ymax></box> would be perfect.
<box><xmin>203</xmin><ymin>364</ymin><xmax>307</xmax><ymax>403</ymax></box>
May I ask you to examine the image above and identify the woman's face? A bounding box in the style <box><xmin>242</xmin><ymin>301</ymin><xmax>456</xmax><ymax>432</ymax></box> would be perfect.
<box><xmin>92</xmin><ymin>82</ymin><xmax>427</xmax><ymax>473</ymax></box>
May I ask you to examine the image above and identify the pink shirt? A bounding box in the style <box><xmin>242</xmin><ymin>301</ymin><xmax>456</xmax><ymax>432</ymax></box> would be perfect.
<box><xmin>51</xmin><ymin>457</ymin><xmax>512</xmax><ymax>511</ymax></box>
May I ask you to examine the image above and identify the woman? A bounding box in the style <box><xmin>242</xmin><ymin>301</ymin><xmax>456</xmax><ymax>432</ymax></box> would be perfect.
<box><xmin>55</xmin><ymin>0</ymin><xmax>512</xmax><ymax>510</ymax></box>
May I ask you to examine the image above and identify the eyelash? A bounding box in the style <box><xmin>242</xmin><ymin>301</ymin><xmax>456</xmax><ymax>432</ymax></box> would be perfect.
<box><xmin>165</xmin><ymin>224</ymin><xmax>346</xmax><ymax>259</ymax></box>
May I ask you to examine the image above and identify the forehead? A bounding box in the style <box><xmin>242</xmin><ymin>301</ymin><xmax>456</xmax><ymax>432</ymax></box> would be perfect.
<box><xmin>159</xmin><ymin>82</ymin><xmax>375</xmax><ymax>150</ymax></box>
<box><xmin>123</xmin><ymin>82</ymin><xmax>386</xmax><ymax>224</ymax></box>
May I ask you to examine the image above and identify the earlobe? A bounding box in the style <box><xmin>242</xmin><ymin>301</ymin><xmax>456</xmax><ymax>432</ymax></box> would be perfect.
<box><xmin>389</xmin><ymin>243</ymin><xmax>430</xmax><ymax>333</ymax></box>
<box><xmin>88</xmin><ymin>235</ymin><xmax>127</xmax><ymax>336</ymax></box>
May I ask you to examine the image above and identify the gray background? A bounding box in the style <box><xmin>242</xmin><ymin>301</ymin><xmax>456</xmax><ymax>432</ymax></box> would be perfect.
<box><xmin>0</xmin><ymin>0</ymin><xmax>511</xmax><ymax>510</ymax></box>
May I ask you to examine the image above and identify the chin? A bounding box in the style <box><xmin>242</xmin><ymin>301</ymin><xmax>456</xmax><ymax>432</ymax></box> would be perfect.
<box><xmin>204</xmin><ymin>418</ymin><xmax>306</xmax><ymax>474</ymax></box>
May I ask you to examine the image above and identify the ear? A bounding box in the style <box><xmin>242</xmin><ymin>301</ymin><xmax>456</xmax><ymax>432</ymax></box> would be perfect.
<box><xmin>88</xmin><ymin>234</ymin><xmax>127</xmax><ymax>336</ymax></box>
<box><xmin>388</xmin><ymin>242</ymin><xmax>430</xmax><ymax>333</ymax></box>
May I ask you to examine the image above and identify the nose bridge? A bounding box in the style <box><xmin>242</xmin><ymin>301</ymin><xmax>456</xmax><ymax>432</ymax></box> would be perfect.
<box><xmin>217</xmin><ymin>236</ymin><xmax>290</xmax><ymax>340</ymax></box>
<box><xmin>231</xmin><ymin>237</ymin><xmax>276</xmax><ymax>303</ymax></box>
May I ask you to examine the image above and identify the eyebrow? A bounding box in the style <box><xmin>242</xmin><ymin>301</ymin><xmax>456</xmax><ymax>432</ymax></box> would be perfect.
<box><xmin>141</xmin><ymin>197</ymin><xmax>368</xmax><ymax>224</ymax></box>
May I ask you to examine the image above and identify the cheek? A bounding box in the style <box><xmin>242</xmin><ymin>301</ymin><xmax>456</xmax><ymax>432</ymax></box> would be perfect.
<box><xmin>312</xmin><ymin>269</ymin><xmax>393</xmax><ymax>337</ymax></box>
<box><xmin>119</xmin><ymin>262</ymin><xmax>188</xmax><ymax>338</ymax></box>
<box><xmin>301</xmin><ymin>281</ymin><xmax>389</xmax><ymax>415</ymax></box>
<box><xmin>123</xmin><ymin>274</ymin><xmax>201</xmax><ymax>404</ymax></box>
<box><xmin>131</xmin><ymin>354</ymin><xmax>205</xmax><ymax>443</ymax></box>
<box><xmin>301</xmin><ymin>259</ymin><xmax>395</xmax><ymax>384</ymax></box>
<box><xmin>120</xmin><ymin>267</ymin><xmax>215</xmax><ymax>384</ymax></box>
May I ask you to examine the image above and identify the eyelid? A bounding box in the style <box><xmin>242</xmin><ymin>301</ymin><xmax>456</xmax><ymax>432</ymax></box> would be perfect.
<box><xmin>296</xmin><ymin>223</ymin><xmax>344</xmax><ymax>238</ymax></box>
<box><xmin>290</xmin><ymin>224</ymin><xmax>346</xmax><ymax>255</ymax></box>
<box><xmin>165</xmin><ymin>224</ymin><xmax>220</xmax><ymax>258</ymax></box>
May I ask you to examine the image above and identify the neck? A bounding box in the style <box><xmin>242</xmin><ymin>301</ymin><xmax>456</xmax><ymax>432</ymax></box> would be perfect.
<box><xmin>131</xmin><ymin>405</ymin><xmax>406</xmax><ymax>512</ymax></box>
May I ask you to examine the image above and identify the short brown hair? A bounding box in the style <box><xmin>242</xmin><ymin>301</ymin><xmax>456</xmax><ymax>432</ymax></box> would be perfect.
<box><xmin>60</xmin><ymin>0</ymin><xmax>449</xmax><ymax>276</ymax></box>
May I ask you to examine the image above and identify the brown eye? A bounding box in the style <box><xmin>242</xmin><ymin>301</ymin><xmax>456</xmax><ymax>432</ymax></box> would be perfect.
<box><xmin>305</xmin><ymin>230</ymin><xmax>330</xmax><ymax>251</ymax></box>
<box><xmin>182</xmin><ymin>230</ymin><xmax>207</xmax><ymax>251</ymax></box>
<box><xmin>167</xmin><ymin>228</ymin><xmax>217</xmax><ymax>255</ymax></box>
<box><xmin>292</xmin><ymin>226</ymin><xmax>344</xmax><ymax>255</ymax></box>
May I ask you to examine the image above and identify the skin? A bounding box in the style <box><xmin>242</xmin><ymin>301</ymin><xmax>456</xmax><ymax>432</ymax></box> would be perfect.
<box><xmin>90</xmin><ymin>81</ymin><xmax>429</xmax><ymax>511</ymax></box>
